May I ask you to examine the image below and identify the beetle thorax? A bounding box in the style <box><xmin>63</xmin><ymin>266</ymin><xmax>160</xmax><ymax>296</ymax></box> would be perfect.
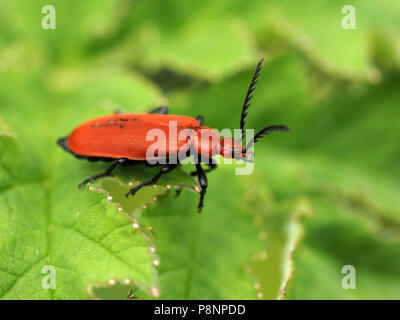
<box><xmin>191</xmin><ymin>126</ymin><xmax>221</xmax><ymax>157</ymax></box>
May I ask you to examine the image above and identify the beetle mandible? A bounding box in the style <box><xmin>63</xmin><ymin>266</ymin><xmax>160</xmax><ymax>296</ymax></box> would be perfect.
<box><xmin>57</xmin><ymin>58</ymin><xmax>290</xmax><ymax>212</ymax></box>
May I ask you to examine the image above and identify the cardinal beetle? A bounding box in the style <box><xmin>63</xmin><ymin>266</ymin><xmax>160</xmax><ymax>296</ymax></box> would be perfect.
<box><xmin>57</xmin><ymin>58</ymin><xmax>290</xmax><ymax>212</ymax></box>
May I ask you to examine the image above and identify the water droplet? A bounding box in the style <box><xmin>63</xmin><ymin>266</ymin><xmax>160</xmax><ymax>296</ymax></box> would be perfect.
<box><xmin>153</xmin><ymin>259</ymin><xmax>160</xmax><ymax>267</ymax></box>
<box><xmin>150</xmin><ymin>287</ymin><xmax>159</xmax><ymax>298</ymax></box>
<box><xmin>108</xmin><ymin>279</ymin><xmax>117</xmax><ymax>285</ymax></box>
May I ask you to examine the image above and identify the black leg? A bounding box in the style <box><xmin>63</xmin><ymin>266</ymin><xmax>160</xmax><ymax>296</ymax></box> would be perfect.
<box><xmin>78</xmin><ymin>158</ymin><xmax>129</xmax><ymax>187</ymax></box>
<box><xmin>175</xmin><ymin>187</ymin><xmax>182</xmax><ymax>198</ymax></box>
<box><xmin>196</xmin><ymin>115</ymin><xmax>204</xmax><ymax>126</ymax></box>
<box><xmin>148</xmin><ymin>106</ymin><xmax>169</xmax><ymax>114</ymax></box>
<box><xmin>190</xmin><ymin>163</ymin><xmax>217</xmax><ymax>177</ymax></box>
<box><xmin>190</xmin><ymin>156</ymin><xmax>217</xmax><ymax>176</ymax></box>
<box><xmin>195</xmin><ymin>163</ymin><xmax>208</xmax><ymax>213</ymax></box>
<box><xmin>126</xmin><ymin>164</ymin><xmax>177</xmax><ymax>197</ymax></box>
<box><xmin>114</xmin><ymin>109</ymin><xmax>123</xmax><ymax>114</ymax></box>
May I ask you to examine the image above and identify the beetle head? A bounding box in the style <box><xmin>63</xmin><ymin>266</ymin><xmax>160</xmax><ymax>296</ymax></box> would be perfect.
<box><xmin>219</xmin><ymin>138</ymin><xmax>248</xmax><ymax>160</ymax></box>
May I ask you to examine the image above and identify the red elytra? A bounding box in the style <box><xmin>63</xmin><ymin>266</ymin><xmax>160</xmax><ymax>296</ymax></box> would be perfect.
<box><xmin>67</xmin><ymin>113</ymin><xmax>203</xmax><ymax>160</ymax></box>
<box><xmin>58</xmin><ymin>59</ymin><xmax>290</xmax><ymax>212</ymax></box>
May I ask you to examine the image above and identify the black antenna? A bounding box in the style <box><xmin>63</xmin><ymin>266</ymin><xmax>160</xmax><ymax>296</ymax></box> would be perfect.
<box><xmin>239</xmin><ymin>58</ymin><xmax>264</xmax><ymax>143</ymax></box>
<box><xmin>246</xmin><ymin>125</ymin><xmax>290</xmax><ymax>151</ymax></box>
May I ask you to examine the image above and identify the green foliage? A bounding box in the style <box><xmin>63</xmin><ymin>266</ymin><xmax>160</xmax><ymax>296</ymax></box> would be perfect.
<box><xmin>1</xmin><ymin>0</ymin><xmax>400</xmax><ymax>299</ymax></box>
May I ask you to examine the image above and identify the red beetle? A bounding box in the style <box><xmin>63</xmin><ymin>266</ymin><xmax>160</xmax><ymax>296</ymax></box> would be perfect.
<box><xmin>58</xmin><ymin>58</ymin><xmax>289</xmax><ymax>212</ymax></box>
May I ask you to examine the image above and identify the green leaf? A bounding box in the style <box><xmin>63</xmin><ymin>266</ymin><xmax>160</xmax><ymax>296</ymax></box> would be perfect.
<box><xmin>97</xmin><ymin>162</ymin><xmax>265</xmax><ymax>300</ymax></box>
<box><xmin>286</xmin><ymin>197</ymin><xmax>400</xmax><ymax>299</ymax></box>
<box><xmin>224</xmin><ymin>0</ymin><xmax>400</xmax><ymax>80</ymax></box>
<box><xmin>2</xmin><ymin>0</ymin><xmax>400</xmax><ymax>300</ymax></box>
<box><xmin>0</xmin><ymin>59</ymin><xmax>264</xmax><ymax>299</ymax></box>
<box><xmin>2</xmin><ymin>0</ymin><xmax>125</xmax><ymax>61</ymax></box>
<box><xmin>0</xmin><ymin>65</ymin><xmax>165</xmax><ymax>299</ymax></box>
<box><xmin>249</xmin><ymin>190</ymin><xmax>312</xmax><ymax>300</ymax></box>
<box><xmin>167</xmin><ymin>52</ymin><xmax>400</xmax><ymax>299</ymax></box>
<box><xmin>165</xmin><ymin>55</ymin><xmax>312</xmax><ymax>299</ymax></box>
<box><xmin>104</xmin><ymin>0</ymin><xmax>257</xmax><ymax>81</ymax></box>
<box><xmin>135</xmin><ymin>163</ymin><xmax>264</xmax><ymax>299</ymax></box>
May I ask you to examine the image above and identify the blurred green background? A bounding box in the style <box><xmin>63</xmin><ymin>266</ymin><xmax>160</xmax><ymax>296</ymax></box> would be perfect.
<box><xmin>1</xmin><ymin>0</ymin><xmax>400</xmax><ymax>300</ymax></box>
